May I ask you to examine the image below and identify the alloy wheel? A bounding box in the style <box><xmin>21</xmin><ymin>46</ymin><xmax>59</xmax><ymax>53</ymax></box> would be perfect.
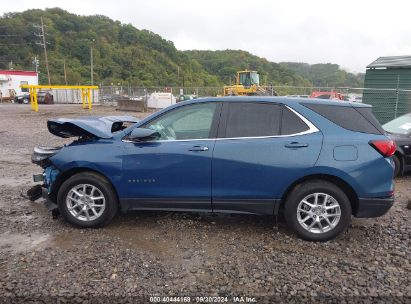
<box><xmin>66</xmin><ymin>184</ymin><xmax>106</xmax><ymax>222</ymax></box>
<box><xmin>296</xmin><ymin>192</ymin><xmax>341</xmax><ymax>234</ymax></box>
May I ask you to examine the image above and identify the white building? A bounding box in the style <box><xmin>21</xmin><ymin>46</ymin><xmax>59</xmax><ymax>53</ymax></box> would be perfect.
<box><xmin>0</xmin><ymin>70</ymin><xmax>38</xmax><ymax>100</ymax></box>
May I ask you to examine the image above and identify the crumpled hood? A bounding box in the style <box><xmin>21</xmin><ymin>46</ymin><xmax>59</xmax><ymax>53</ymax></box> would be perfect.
<box><xmin>47</xmin><ymin>115</ymin><xmax>140</xmax><ymax>138</ymax></box>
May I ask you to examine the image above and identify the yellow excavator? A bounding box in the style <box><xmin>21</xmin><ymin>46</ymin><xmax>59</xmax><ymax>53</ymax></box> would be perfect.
<box><xmin>223</xmin><ymin>70</ymin><xmax>275</xmax><ymax>96</ymax></box>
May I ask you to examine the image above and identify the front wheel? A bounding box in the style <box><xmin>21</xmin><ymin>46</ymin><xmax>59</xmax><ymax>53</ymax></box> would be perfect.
<box><xmin>57</xmin><ymin>172</ymin><xmax>118</xmax><ymax>227</ymax></box>
<box><xmin>284</xmin><ymin>180</ymin><xmax>352</xmax><ymax>242</ymax></box>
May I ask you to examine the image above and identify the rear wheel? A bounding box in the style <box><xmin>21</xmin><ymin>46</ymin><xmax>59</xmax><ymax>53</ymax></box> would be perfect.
<box><xmin>57</xmin><ymin>172</ymin><xmax>118</xmax><ymax>227</ymax></box>
<box><xmin>392</xmin><ymin>154</ymin><xmax>402</xmax><ymax>177</ymax></box>
<box><xmin>284</xmin><ymin>180</ymin><xmax>352</xmax><ymax>241</ymax></box>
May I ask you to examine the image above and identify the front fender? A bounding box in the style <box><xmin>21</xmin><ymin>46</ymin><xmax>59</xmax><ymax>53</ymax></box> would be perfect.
<box><xmin>58</xmin><ymin>161</ymin><xmax>122</xmax><ymax>185</ymax></box>
<box><xmin>49</xmin><ymin>141</ymin><xmax>124</xmax><ymax>191</ymax></box>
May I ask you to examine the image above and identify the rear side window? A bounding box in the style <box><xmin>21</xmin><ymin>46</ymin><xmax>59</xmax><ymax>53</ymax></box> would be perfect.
<box><xmin>224</xmin><ymin>103</ymin><xmax>282</xmax><ymax>137</ymax></box>
<box><xmin>281</xmin><ymin>107</ymin><xmax>310</xmax><ymax>135</ymax></box>
<box><xmin>303</xmin><ymin>103</ymin><xmax>383</xmax><ymax>134</ymax></box>
<box><xmin>355</xmin><ymin>107</ymin><xmax>385</xmax><ymax>134</ymax></box>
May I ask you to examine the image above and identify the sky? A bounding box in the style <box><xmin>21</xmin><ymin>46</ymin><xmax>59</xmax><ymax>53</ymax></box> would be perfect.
<box><xmin>1</xmin><ymin>0</ymin><xmax>411</xmax><ymax>73</ymax></box>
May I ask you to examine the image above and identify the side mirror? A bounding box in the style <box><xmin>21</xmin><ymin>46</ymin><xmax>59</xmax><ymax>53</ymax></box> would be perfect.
<box><xmin>127</xmin><ymin>128</ymin><xmax>160</xmax><ymax>142</ymax></box>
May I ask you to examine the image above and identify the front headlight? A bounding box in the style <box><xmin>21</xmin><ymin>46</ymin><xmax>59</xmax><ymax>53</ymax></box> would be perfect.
<box><xmin>31</xmin><ymin>146</ymin><xmax>62</xmax><ymax>167</ymax></box>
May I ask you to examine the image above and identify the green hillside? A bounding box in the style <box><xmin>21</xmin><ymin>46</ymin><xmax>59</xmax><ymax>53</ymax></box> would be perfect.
<box><xmin>184</xmin><ymin>50</ymin><xmax>312</xmax><ymax>87</ymax></box>
<box><xmin>280</xmin><ymin>62</ymin><xmax>364</xmax><ymax>88</ymax></box>
<box><xmin>0</xmin><ymin>8</ymin><xmax>363</xmax><ymax>88</ymax></box>
<box><xmin>0</xmin><ymin>8</ymin><xmax>220</xmax><ymax>87</ymax></box>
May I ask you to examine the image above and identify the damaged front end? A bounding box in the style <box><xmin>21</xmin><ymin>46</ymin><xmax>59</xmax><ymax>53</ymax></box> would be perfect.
<box><xmin>26</xmin><ymin>115</ymin><xmax>139</xmax><ymax>218</ymax></box>
<box><xmin>28</xmin><ymin>147</ymin><xmax>62</xmax><ymax>217</ymax></box>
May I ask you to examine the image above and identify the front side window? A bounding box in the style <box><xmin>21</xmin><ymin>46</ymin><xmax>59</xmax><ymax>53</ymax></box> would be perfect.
<box><xmin>143</xmin><ymin>102</ymin><xmax>218</xmax><ymax>140</ymax></box>
<box><xmin>224</xmin><ymin>103</ymin><xmax>282</xmax><ymax>138</ymax></box>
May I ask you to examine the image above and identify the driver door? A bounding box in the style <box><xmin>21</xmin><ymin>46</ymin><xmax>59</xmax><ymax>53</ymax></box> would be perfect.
<box><xmin>121</xmin><ymin>102</ymin><xmax>222</xmax><ymax>212</ymax></box>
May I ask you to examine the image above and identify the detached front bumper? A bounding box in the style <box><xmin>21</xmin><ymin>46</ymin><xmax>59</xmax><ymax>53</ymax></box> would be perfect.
<box><xmin>41</xmin><ymin>186</ymin><xmax>58</xmax><ymax>212</ymax></box>
<box><xmin>355</xmin><ymin>196</ymin><xmax>394</xmax><ymax>218</ymax></box>
<box><xmin>26</xmin><ymin>181</ymin><xmax>58</xmax><ymax>212</ymax></box>
<box><xmin>29</xmin><ymin>167</ymin><xmax>60</xmax><ymax>215</ymax></box>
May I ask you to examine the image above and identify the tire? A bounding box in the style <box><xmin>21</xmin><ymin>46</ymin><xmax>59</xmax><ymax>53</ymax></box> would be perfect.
<box><xmin>284</xmin><ymin>180</ymin><xmax>352</xmax><ymax>242</ymax></box>
<box><xmin>23</xmin><ymin>98</ymin><xmax>29</xmax><ymax>104</ymax></box>
<box><xmin>57</xmin><ymin>172</ymin><xmax>118</xmax><ymax>228</ymax></box>
<box><xmin>392</xmin><ymin>154</ymin><xmax>402</xmax><ymax>178</ymax></box>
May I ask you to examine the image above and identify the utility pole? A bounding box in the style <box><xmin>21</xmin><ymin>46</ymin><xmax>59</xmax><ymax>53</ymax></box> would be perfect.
<box><xmin>90</xmin><ymin>45</ymin><xmax>94</xmax><ymax>86</ymax></box>
<box><xmin>32</xmin><ymin>56</ymin><xmax>39</xmax><ymax>73</ymax></box>
<box><xmin>63</xmin><ymin>59</ymin><xmax>68</xmax><ymax>102</ymax></box>
<box><xmin>32</xmin><ymin>56</ymin><xmax>39</xmax><ymax>84</ymax></box>
<box><xmin>90</xmin><ymin>39</ymin><xmax>95</xmax><ymax>103</ymax></box>
<box><xmin>63</xmin><ymin>59</ymin><xmax>68</xmax><ymax>85</ymax></box>
<box><xmin>34</xmin><ymin>17</ymin><xmax>51</xmax><ymax>85</ymax></box>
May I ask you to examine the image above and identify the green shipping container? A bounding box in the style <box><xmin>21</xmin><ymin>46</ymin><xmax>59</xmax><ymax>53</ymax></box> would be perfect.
<box><xmin>363</xmin><ymin>56</ymin><xmax>411</xmax><ymax>124</ymax></box>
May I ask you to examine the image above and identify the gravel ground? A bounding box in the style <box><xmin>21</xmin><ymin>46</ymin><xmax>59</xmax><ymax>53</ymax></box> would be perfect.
<box><xmin>0</xmin><ymin>103</ymin><xmax>410</xmax><ymax>303</ymax></box>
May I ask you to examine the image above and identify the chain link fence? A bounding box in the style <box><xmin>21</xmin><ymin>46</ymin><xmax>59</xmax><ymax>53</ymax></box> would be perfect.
<box><xmin>97</xmin><ymin>85</ymin><xmax>362</xmax><ymax>101</ymax></box>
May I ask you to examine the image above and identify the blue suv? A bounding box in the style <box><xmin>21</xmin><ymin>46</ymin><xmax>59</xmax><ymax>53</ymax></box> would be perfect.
<box><xmin>30</xmin><ymin>97</ymin><xmax>395</xmax><ymax>241</ymax></box>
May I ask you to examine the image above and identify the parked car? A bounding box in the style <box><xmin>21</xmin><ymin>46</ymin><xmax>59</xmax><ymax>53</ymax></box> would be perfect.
<box><xmin>29</xmin><ymin>97</ymin><xmax>395</xmax><ymax>241</ymax></box>
<box><xmin>37</xmin><ymin>90</ymin><xmax>54</xmax><ymax>104</ymax></box>
<box><xmin>15</xmin><ymin>92</ymin><xmax>30</xmax><ymax>104</ymax></box>
<box><xmin>344</xmin><ymin>94</ymin><xmax>363</xmax><ymax>103</ymax></box>
<box><xmin>309</xmin><ymin>91</ymin><xmax>344</xmax><ymax>100</ymax></box>
<box><xmin>383</xmin><ymin>113</ymin><xmax>411</xmax><ymax>177</ymax></box>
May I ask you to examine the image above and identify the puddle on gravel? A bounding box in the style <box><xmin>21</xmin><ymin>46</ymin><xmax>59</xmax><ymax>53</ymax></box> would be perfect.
<box><xmin>106</xmin><ymin>226</ymin><xmax>184</xmax><ymax>259</ymax></box>
<box><xmin>0</xmin><ymin>176</ymin><xmax>32</xmax><ymax>187</ymax></box>
<box><xmin>0</xmin><ymin>231</ymin><xmax>78</xmax><ymax>254</ymax></box>
<box><xmin>47</xmin><ymin>234</ymin><xmax>76</xmax><ymax>249</ymax></box>
<box><xmin>0</xmin><ymin>232</ymin><xmax>51</xmax><ymax>253</ymax></box>
<box><xmin>1</xmin><ymin>224</ymin><xmax>191</xmax><ymax>258</ymax></box>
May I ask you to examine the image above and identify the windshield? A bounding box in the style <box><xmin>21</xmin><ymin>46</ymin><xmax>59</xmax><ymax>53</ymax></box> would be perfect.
<box><xmin>316</xmin><ymin>94</ymin><xmax>331</xmax><ymax>99</ymax></box>
<box><xmin>239</xmin><ymin>72</ymin><xmax>259</xmax><ymax>86</ymax></box>
<box><xmin>250</xmin><ymin>72</ymin><xmax>259</xmax><ymax>85</ymax></box>
<box><xmin>383</xmin><ymin>113</ymin><xmax>411</xmax><ymax>135</ymax></box>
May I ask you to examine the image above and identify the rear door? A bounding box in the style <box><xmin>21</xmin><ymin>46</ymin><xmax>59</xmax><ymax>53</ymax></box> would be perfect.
<box><xmin>212</xmin><ymin>101</ymin><xmax>323</xmax><ymax>214</ymax></box>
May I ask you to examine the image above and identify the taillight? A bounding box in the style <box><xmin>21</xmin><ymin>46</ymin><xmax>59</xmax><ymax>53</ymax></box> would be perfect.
<box><xmin>369</xmin><ymin>140</ymin><xmax>397</xmax><ymax>157</ymax></box>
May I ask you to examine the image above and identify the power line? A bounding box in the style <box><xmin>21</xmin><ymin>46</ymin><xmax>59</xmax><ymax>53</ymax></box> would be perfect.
<box><xmin>0</xmin><ymin>43</ymin><xmax>31</xmax><ymax>46</ymax></box>
<box><xmin>0</xmin><ymin>60</ymin><xmax>27</xmax><ymax>63</ymax></box>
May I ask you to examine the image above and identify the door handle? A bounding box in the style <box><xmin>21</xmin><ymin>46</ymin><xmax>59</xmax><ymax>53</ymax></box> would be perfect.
<box><xmin>284</xmin><ymin>142</ymin><xmax>309</xmax><ymax>148</ymax></box>
<box><xmin>189</xmin><ymin>145</ymin><xmax>209</xmax><ymax>152</ymax></box>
